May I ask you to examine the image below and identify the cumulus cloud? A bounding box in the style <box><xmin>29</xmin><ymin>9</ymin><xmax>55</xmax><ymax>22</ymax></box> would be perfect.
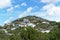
<box><xmin>42</xmin><ymin>4</ymin><xmax>60</xmax><ymax>16</ymax></box>
<box><xmin>4</xmin><ymin>20</ymin><xmax>10</xmax><ymax>24</ymax></box>
<box><xmin>40</xmin><ymin>0</ymin><xmax>60</xmax><ymax>22</ymax></box>
<box><xmin>41</xmin><ymin>0</ymin><xmax>60</xmax><ymax>3</ymax></box>
<box><xmin>7</xmin><ymin>2</ymin><xmax>26</xmax><ymax>14</ymax></box>
<box><xmin>41</xmin><ymin>3</ymin><xmax>60</xmax><ymax>22</ymax></box>
<box><xmin>35</xmin><ymin>12</ymin><xmax>47</xmax><ymax>17</ymax></box>
<box><xmin>4</xmin><ymin>17</ymin><xmax>13</xmax><ymax>24</ymax></box>
<box><xmin>14</xmin><ymin>5</ymin><xmax>20</xmax><ymax>8</ymax></box>
<box><xmin>31</xmin><ymin>0</ymin><xmax>40</xmax><ymax>3</ymax></box>
<box><xmin>0</xmin><ymin>0</ymin><xmax>11</xmax><ymax>9</ymax></box>
<box><xmin>19</xmin><ymin>7</ymin><xmax>33</xmax><ymax>18</ymax></box>
<box><xmin>21</xmin><ymin>2</ymin><xmax>27</xmax><ymax>6</ymax></box>
<box><xmin>7</xmin><ymin>7</ymin><xmax>13</xmax><ymax>13</ymax></box>
<box><xmin>7</xmin><ymin>5</ymin><xmax>20</xmax><ymax>13</ymax></box>
<box><xmin>48</xmin><ymin>18</ymin><xmax>60</xmax><ymax>22</ymax></box>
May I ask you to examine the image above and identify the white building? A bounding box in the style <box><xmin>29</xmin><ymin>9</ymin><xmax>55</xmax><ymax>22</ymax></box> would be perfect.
<box><xmin>37</xmin><ymin>28</ymin><xmax>50</xmax><ymax>33</ymax></box>
<box><xmin>11</xmin><ymin>28</ymin><xmax>16</xmax><ymax>30</ymax></box>
<box><xmin>42</xmin><ymin>21</ymin><xmax>49</xmax><ymax>24</ymax></box>
<box><xmin>28</xmin><ymin>23</ymin><xmax>36</xmax><ymax>27</ymax></box>
<box><xmin>41</xmin><ymin>30</ymin><xmax>50</xmax><ymax>33</ymax></box>
<box><xmin>10</xmin><ymin>19</ymin><xmax>36</xmax><ymax>27</ymax></box>
<box><xmin>2</xmin><ymin>29</ymin><xmax>8</xmax><ymax>33</ymax></box>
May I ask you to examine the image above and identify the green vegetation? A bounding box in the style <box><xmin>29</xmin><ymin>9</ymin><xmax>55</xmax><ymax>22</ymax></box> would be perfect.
<box><xmin>12</xmin><ymin>16</ymin><xmax>57</xmax><ymax>29</ymax></box>
<box><xmin>0</xmin><ymin>26</ymin><xmax>60</xmax><ymax>40</ymax></box>
<box><xmin>0</xmin><ymin>16</ymin><xmax>60</xmax><ymax>40</ymax></box>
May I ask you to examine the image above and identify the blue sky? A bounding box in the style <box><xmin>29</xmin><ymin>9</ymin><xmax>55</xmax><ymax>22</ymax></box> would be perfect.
<box><xmin>0</xmin><ymin>0</ymin><xmax>60</xmax><ymax>25</ymax></box>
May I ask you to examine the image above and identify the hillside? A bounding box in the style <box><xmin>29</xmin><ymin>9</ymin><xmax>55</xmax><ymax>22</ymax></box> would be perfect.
<box><xmin>11</xmin><ymin>16</ymin><xmax>57</xmax><ymax>29</ymax></box>
<box><xmin>0</xmin><ymin>16</ymin><xmax>60</xmax><ymax>40</ymax></box>
<box><xmin>12</xmin><ymin>16</ymin><xmax>49</xmax><ymax>23</ymax></box>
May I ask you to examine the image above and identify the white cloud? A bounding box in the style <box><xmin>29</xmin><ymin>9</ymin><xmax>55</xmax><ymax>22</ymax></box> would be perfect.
<box><xmin>0</xmin><ymin>0</ymin><xmax>11</xmax><ymax>9</ymax></box>
<box><xmin>14</xmin><ymin>5</ymin><xmax>20</xmax><ymax>8</ymax></box>
<box><xmin>19</xmin><ymin>7</ymin><xmax>33</xmax><ymax>18</ymax></box>
<box><xmin>4</xmin><ymin>17</ymin><xmax>13</xmax><ymax>24</ymax></box>
<box><xmin>7</xmin><ymin>7</ymin><xmax>13</xmax><ymax>13</ymax></box>
<box><xmin>49</xmin><ymin>16</ymin><xmax>60</xmax><ymax>22</ymax></box>
<box><xmin>42</xmin><ymin>4</ymin><xmax>60</xmax><ymax>16</ymax></box>
<box><xmin>31</xmin><ymin>12</ymin><xmax>47</xmax><ymax>17</ymax></box>
<box><xmin>41</xmin><ymin>0</ymin><xmax>60</xmax><ymax>3</ymax></box>
<box><xmin>7</xmin><ymin>5</ymin><xmax>20</xmax><ymax>13</ymax></box>
<box><xmin>42</xmin><ymin>4</ymin><xmax>54</xmax><ymax>10</ymax></box>
<box><xmin>48</xmin><ymin>18</ymin><xmax>60</xmax><ymax>22</ymax></box>
<box><xmin>21</xmin><ymin>2</ymin><xmax>27</xmax><ymax>6</ymax></box>
<box><xmin>4</xmin><ymin>20</ymin><xmax>10</xmax><ymax>24</ymax></box>
<box><xmin>9</xmin><ymin>17</ymin><xmax>13</xmax><ymax>19</ymax></box>
<box><xmin>41</xmin><ymin>4</ymin><xmax>60</xmax><ymax>22</ymax></box>
<box><xmin>32</xmin><ymin>6</ymin><xmax>39</xmax><ymax>11</ymax></box>
<box><xmin>41</xmin><ymin>0</ymin><xmax>60</xmax><ymax>22</ymax></box>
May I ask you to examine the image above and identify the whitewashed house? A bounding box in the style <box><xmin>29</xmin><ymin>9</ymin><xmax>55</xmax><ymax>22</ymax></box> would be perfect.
<box><xmin>23</xmin><ymin>19</ymin><xmax>30</xmax><ymax>24</ymax></box>
<box><xmin>10</xmin><ymin>19</ymin><xmax>36</xmax><ymax>27</ymax></box>
<box><xmin>12</xmin><ymin>24</ymin><xmax>15</xmax><ymax>26</ymax></box>
<box><xmin>2</xmin><ymin>29</ymin><xmax>8</xmax><ymax>33</ymax></box>
<box><xmin>28</xmin><ymin>23</ymin><xmax>36</xmax><ymax>27</ymax></box>
<box><xmin>11</xmin><ymin>28</ymin><xmax>16</xmax><ymax>30</ymax></box>
<box><xmin>42</xmin><ymin>21</ymin><xmax>49</xmax><ymax>24</ymax></box>
<box><xmin>37</xmin><ymin>28</ymin><xmax>50</xmax><ymax>33</ymax></box>
<box><xmin>41</xmin><ymin>30</ymin><xmax>50</xmax><ymax>33</ymax></box>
